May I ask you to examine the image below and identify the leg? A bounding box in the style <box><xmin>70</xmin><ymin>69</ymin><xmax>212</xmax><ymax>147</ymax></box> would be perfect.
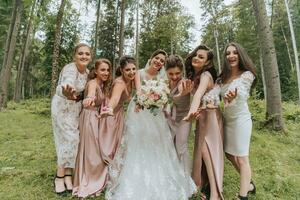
<box><xmin>201</xmin><ymin>143</ymin><xmax>220</xmax><ymax>200</ymax></box>
<box><xmin>175</xmin><ymin>122</ymin><xmax>191</xmax><ymax>174</ymax></box>
<box><xmin>64</xmin><ymin>168</ymin><xmax>73</xmax><ymax>190</ymax></box>
<box><xmin>191</xmin><ymin>131</ymin><xmax>203</xmax><ymax>188</ymax></box>
<box><xmin>55</xmin><ymin>166</ymin><xmax>66</xmax><ymax>193</ymax></box>
<box><xmin>237</xmin><ymin>156</ymin><xmax>251</xmax><ymax>197</ymax></box>
<box><xmin>225</xmin><ymin>153</ymin><xmax>240</xmax><ymax>173</ymax></box>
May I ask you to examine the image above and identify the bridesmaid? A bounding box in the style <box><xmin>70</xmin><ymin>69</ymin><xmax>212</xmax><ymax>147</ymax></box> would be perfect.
<box><xmin>51</xmin><ymin>43</ymin><xmax>91</xmax><ymax>195</ymax></box>
<box><xmin>72</xmin><ymin>59</ymin><xmax>112</xmax><ymax>198</ymax></box>
<box><xmin>164</xmin><ymin>55</ymin><xmax>193</xmax><ymax>175</ymax></box>
<box><xmin>219</xmin><ymin>42</ymin><xmax>256</xmax><ymax>200</ymax></box>
<box><xmin>99</xmin><ymin>55</ymin><xmax>136</xmax><ymax>163</ymax></box>
<box><xmin>183</xmin><ymin>45</ymin><xmax>224</xmax><ymax>200</ymax></box>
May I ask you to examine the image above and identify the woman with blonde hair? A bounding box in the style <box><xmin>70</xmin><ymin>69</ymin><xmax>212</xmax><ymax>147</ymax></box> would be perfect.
<box><xmin>51</xmin><ymin>43</ymin><xmax>91</xmax><ymax>195</ymax></box>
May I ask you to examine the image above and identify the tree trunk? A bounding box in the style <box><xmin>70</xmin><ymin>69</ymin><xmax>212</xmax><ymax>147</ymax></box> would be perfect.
<box><xmin>259</xmin><ymin>48</ymin><xmax>267</xmax><ymax>99</ymax></box>
<box><xmin>0</xmin><ymin>0</ymin><xmax>23</xmax><ymax>110</ymax></box>
<box><xmin>93</xmin><ymin>0</ymin><xmax>101</xmax><ymax>59</ymax></box>
<box><xmin>51</xmin><ymin>0</ymin><xmax>67</xmax><ymax>97</ymax></box>
<box><xmin>252</xmin><ymin>0</ymin><xmax>284</xmax><ymax>130</ymax></box>
<box><xmin>135</xmin><ymin>0</ymin><xmax>139</xmax><ymax>67</ymax></box>
<box><xmin>281</xmin><ymin>26</ymin><xmax>294</xmax><ymax>72</ymax></box>
<box><xmin>14</xmin><ymin>0</ymin><xmax>37</xmax><ymax>102</ymax></box>
<box><xmin>284</xmin><ymin>0</ymin><xmax>300</xmax><ymax>104</ymax></box>
<box><xmin>118</xmin><ymin>0</ymin><xmax>126</xmax><ymax>57</ymax></box>
<box><xmin>214</xmin><ymin>29</ymin><xmax>221</xmax><ymax>73</ymax></box>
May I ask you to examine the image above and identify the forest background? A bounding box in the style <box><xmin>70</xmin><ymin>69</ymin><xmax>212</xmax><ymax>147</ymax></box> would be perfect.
<box><xmin>0</xmin><ymin>0</ymin><xmax>299</xmax><ymax>199</ymax></box>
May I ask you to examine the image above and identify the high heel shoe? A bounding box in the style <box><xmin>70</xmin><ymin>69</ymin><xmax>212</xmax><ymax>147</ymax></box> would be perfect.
<box><xmin>248</xmin><ymin>180</ymin><xmax>256</xmax><ymax>195</ymax></box>
<box><xmin>54</xmin><ymin>175</ymin><xmax>66</xmax><ymax>196</ymax></box>
<box><xmin>64</xmin><ymin>174</ymin><xmax>73</xmax><ymax>193</ymax></box>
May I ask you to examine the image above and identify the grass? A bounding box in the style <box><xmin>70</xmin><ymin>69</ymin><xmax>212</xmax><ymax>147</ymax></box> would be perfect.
<box><xmin>0</xmin><ymin>98</ymin><xmax>299</xmax><ymax>200</ymax></box>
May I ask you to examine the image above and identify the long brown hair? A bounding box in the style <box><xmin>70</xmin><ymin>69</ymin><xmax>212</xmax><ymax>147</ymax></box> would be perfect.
<box><xmin>185</xmin><ymin>45</ymin><xmax>217</xmax><ymax>85</ymax></box>
<box><xmin>115</xmin><ymin>55</ymin><xmax>137</xmax><ymax>77</ymax></box>
<box><xmin>219</xmin><ymin>42</ymin><xmax>257</xmax><ymax>88</ymax></box>
<box><xmin>88</xmin><ymin>58</ymin><xmax>112</xmax><ymax>96</ymax></box>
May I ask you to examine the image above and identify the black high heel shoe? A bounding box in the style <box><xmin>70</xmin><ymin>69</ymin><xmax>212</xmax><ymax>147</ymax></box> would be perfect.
<box><xmin>64</xmin><ymin>174</ymin><xmax>73</xmax><ymax>193</ymax></box>
<box><xmin>248</xmin><ymin>180</ymin><xmax>256</xmax><ymax>195</ymax></box>
<box><xmin>54</xmin><ymin>175</ymin><xmax>66</xmax><ymax>196</ymax></box>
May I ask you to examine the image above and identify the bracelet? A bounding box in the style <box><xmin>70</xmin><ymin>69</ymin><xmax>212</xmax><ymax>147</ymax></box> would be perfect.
<box><xmin>102</xmin><ymin>106</ymin><xmax>113</xmax><ymax>113</ymax></box>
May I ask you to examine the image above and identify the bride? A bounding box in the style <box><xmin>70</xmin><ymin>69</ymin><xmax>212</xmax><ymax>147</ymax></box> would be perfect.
<box><xmin>105</xmin><ymin>49</ymin><xmax>196</xmax><ymax>200</ymax></box>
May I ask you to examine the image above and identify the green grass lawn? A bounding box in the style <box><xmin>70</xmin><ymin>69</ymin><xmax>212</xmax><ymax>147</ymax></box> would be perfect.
<box><xmin>0</xmin><ymin>99</ymin><xmax>299</xmax><ymax>200</ymax></box>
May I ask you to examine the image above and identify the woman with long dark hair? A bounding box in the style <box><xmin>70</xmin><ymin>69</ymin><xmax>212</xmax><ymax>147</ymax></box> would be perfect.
<box><xmin>183</xmin><ymin>45</ymin><xmax>224</xmax><ymax>200</ymax></box>
<box><xmin>99</xmin><ymin>56</ymin><xmax>137</xmax><ymax>163</ymax></box>
<box><xmin>219</xmin><ymin>42</ymin><xmax>256</xmax><ymax>200</ymax></box>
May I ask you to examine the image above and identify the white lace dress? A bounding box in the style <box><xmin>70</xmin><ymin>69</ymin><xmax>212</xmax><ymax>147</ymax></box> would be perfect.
<box><xmin>105</xmin><ymin>69</ymin><xmax>196</xmax><ymax>200</ymax></box>
<box><xmin>220</xmin><ymin>71</ymin><xmax>255</xmax><ymax>156</ymax></box>
<box><xmin>51</xmin><ymin>63</ymin><xmax>88</xmax><ymax>168</ymax></box>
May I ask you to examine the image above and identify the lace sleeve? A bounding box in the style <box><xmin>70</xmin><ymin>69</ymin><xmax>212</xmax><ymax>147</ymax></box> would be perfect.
<box><xmin>237</xmin><ymin>71</ymin><xmax>255</xmax><ymax>100</ymax></box>
<box><xmin>202</xmin><ymin>84</ymin><xmax>221</xmax><ymax>107</ymax></box>
<box><xmin>225</xmin><ymin>71</ymin><xmax>255</xmax><ymax>102</ymax></box>
<box><xmin>55</xmin><ymin>63</ymin><xmax>77</xmax><ymax>96</ymax></box>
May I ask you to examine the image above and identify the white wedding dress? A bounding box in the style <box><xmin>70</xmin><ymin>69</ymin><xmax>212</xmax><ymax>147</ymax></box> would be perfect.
<box><xmin>105</xmin><ymin>69</ymin><xmax>196</xmax><ymax>200</ymax></box>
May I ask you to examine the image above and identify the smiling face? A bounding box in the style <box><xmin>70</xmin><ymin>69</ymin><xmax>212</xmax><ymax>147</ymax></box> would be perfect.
<box><xmin>166</xmin><ymin>66</ymin><xmax>183</xmax><ymax>84</ymax></box>
<box><xmin>74</xmin><ymin>46</ymin><xmax>92</xmax><ymax>67</ymax></box>
<box><xmin>191</xmin><ymin>49</ymin><xmax>209</xmax><ymax>72</ymax></box>
<box><xmin>149</xmin><ymin>53</ymin><xmax>166</xmax><ymax>71</ymax></box>
<box><xmin>95</xmin><ymin>62</ymin><xmax>110</xmax><ymax>82</ymax></box>
<box><xmin>226</xmin><ymin>45</ymin><xmax>239</xmax><ymax>69</ymax></box>
<box><xmin>122</xmin><ymin>63</ymin><xmax>136</xmax><ymax>81</ymax></box>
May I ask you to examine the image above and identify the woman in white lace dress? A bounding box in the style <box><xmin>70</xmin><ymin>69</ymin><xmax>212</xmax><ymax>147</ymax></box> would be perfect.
<box><xmin>51</xmin><ymin>43</ymin><xmax>91</xmax><ymax>195</ymax></box>
<box><xmin>105</xmin><ymin>50</ymin><xmax>196</xmax><ymax>200</ymax></box>
<box><xmin>218</xmin><ymin>43</ymin><xmax>257</xmax><ymax>200</ymax></box>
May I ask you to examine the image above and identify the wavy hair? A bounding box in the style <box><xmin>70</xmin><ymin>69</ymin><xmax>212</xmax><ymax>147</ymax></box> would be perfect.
<box><xmin>219</xmin><ymin>42</ymin><xmax>257</xmax><ymax>88</ymax></box>
<box><xmin>185</xmin><ymin>45</ymin><xmax>217</xmax><ymax>86</ymax></box>
<box><xmin>88</xmin><ymin>58</ymin><xmax>112</xmax><ymax>96</ymax></box>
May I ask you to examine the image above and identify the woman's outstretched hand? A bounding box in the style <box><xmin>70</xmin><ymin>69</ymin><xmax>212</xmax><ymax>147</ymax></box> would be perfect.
<box><xmin>182</xmin><ymin>112</ymin><xmax>197</xmax><ymax>121</ymax></box>
<box><xmin>224</xmin><ymin>88</ymin><xmax>238</xmax><ymax>107</ymax></box>
<box><xmin>62</xmin><ymin>84</ymin><xmax>77</xmax><ymax>100</ymax></box>
<box><xmin>99</xmin><ymin>106</ymin><xmax>114</xmax><ymax>118</ymax></box>
<box><xmin>174</xmin><ymin>79</ymin><xmax>194</xmax><ymax>98</ymax></box>
<box><xmin>82</xmin><ymin>96</ymin><xmax>96</xmax><ymax>108</ymax></box>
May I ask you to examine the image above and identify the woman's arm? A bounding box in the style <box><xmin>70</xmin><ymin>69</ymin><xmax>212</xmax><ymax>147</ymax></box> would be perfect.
<box><xmin>173</xmin><ymin>79</ymin><xmax>194</xmax><ymax>99</ymax></box>
<box><xmin>82</xmin><ymin>81</ymin><xmax>97</xmax><ymax>107</ymax></box>
<box><xmin>108</xmin><ymin>81</ymin><xmax>125</xmax><ymax>109</ymax></box>
<box><xmin>183</xmin><ymin>73</ymin><xmax>211</xmax><ymax>121</ymax></box>
<box><xmin>134</xmin><ymin>71</ymin><xmax>141</xmax><ymax>93</ymax></box>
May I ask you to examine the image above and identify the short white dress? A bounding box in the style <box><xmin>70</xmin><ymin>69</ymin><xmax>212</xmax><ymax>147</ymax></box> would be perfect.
<box><xmin>220</xmin><ymin>71</ymin><xmax>255</xmax><ymax>156</ymax></box>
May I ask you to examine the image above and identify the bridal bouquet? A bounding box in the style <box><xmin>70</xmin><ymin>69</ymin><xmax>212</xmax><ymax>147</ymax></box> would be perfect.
<box><xmin>134</xmin><ymin>79</ymin><xmax>170</xmax><ymax>116</ymax></box>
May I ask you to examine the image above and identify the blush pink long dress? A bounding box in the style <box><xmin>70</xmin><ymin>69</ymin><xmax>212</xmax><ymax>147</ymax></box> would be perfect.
<box><xmin>73</xmin><ymin>82</ymin><xmax>107</xmax><ymax>198</ymax></box>
<box><xmin>99</xmin><ymin>79</ymin><xmax>131</xmax><ymax>164</ymax></box>
<box><xmin>191</xmin><ymin>72</ymin><xmax>224</xmax><ymax>199</ymax></box>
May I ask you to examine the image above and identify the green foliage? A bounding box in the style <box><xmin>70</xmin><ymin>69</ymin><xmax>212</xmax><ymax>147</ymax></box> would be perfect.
<box><xmin>272</xmin><ymin>0</ymin><xmax>298</xmax><ymax>101</ymax></box>
<box><xmin>200</xmin><ymin>0</ymin><xmax>300</xmax><ymax>103</ymax></box>
<box><xmin>30</xmin><ymin>0</ymin><xmax>81</xmax><ymax>96</ymax></box>
<box><xmin>139</xmin><ymin>0</ymin><xmax>194</xmax><ymax>68</ymax></box>
<box><xmin>0</xmin><ymin>0</ymin><xmax>12</xmax><ymax>70</ymax></box>
<box><xmin>96</xmin><ymin>0</ymin><xmax>135</xmax><ymax>65</ymax></box>
<box><xmin>0</xmin><ymin>98</ymin><xmax>299</xmax><ymax>199</ymax></box>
